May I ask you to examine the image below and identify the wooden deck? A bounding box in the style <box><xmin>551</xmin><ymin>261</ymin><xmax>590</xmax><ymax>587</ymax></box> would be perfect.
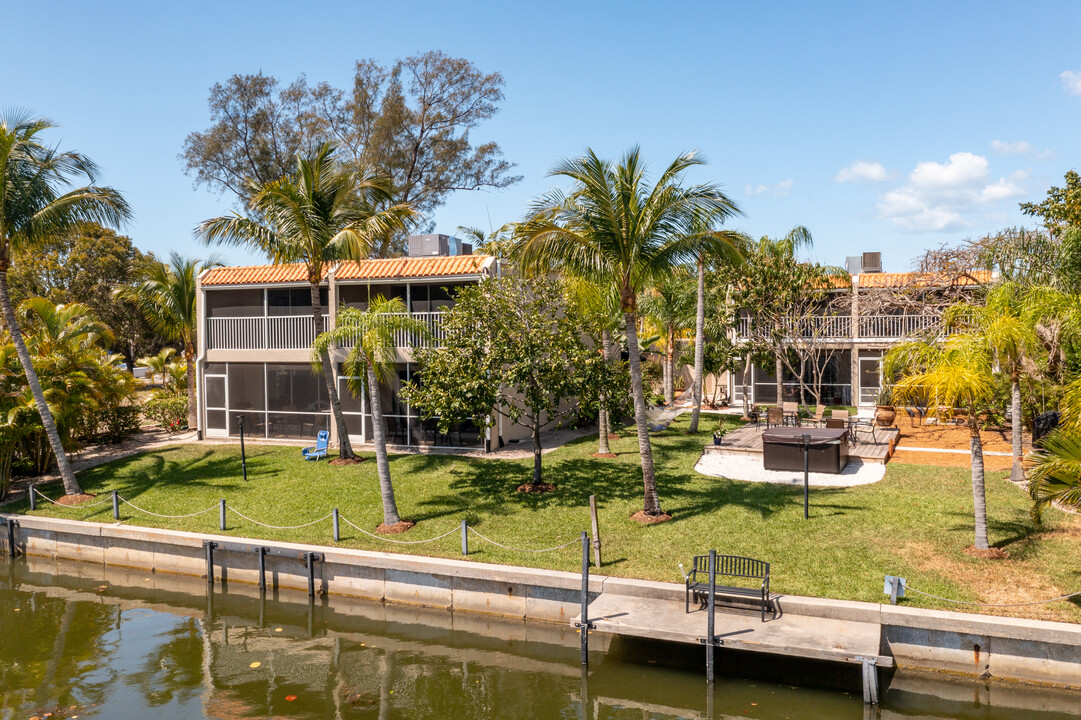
<box><xmin>705</xmin><ymin>422</ymin><xmax>899</xmax><ymax>464</ymax></box>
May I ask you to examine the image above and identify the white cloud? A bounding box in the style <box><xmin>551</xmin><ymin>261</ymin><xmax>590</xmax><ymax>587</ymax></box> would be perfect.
<box><xmin>875</xmin><ymin>153</ymin><xmax>1027</xmax><ymax>233</ymax></box>
<box><xmin>745</xmin><ymin>179</ymin><xmax>793</xmax><ymax>197</ymax></box>
<box><xmin>1061</xmin><ymin>70</ymin><xmax>1081</xmax><ymax>96</ymax></box>
<box><xmin>835</xmin><ymin>160</ymin><xmax>888</xmax><ymax>183</ymax></box>
<box><xmin>990</xmin><ymin>139</ymin><xmax>1034</xmax><ymax>155</ymax></box>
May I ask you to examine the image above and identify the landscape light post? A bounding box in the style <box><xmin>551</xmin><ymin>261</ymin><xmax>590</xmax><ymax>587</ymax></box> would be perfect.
<box><xmin>238</xmin><ymin>415</ymin><xmax>248</xmax><ymax>482</ymax></box>
<box><xmin>800</xmin><ymin>433</ymin><xmax>811</xmax><ymax>519</ymax></box>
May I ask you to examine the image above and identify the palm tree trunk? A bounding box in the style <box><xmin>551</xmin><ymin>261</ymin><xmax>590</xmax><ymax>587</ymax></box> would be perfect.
<box><xmin>532</xmin><ymin>414</ymin><xmax>543</xmax><ymax>485</ymax></box>
<box><xmin>774</xmin><ymin>346</ymin><xmax>784</xmax><ymax>406</ymax></box>
<box><xmin>688</xmin><ymin>256</ymin><xmax>706</xmax><ymax>433</ymax></box>
<box><xmin>0</xmin><ymin>271</ymin><xmax>81</xmax><ymax>495</ymax></box>
<box><xmin>310</xmin><ymin>282</ymin><xmax>354</xmax><ymax>459</ymax></box>
<box><xmin>367</xmin><ymin>363</ymin><xmax>401</xmax><ymax>526</ymax></box>
<box><xmin>624</xmin><ymin>310</ymin><xmax>662</xmax><ymax>515</ymax></box>
<box><xmin>1011</xmin><ymin>369</ymin><xmax>1024</xmax><ymax>484</ymax></box>
<box><xmin>184</xmin><ymin>343</ymin><xmax>198</xmax><ymax>432</ymax></box>
<box><xmin>596</xmin><ymin>329</ymin><xmax>612</xmax><ymax>454</ymax></box>
<box><xmin>665</xmin><ymin>329</ymin><xmax>675</xmax><ymax>405</ymax></box>
<box><xmin>741</xmin><ymin>353</ymin><xmax>752</xmax><ymax>419</ymax></box>
<box><xmin>969</xmin><ymin>415</ymin><xmax>989</xmax><ymax>550</ymax></box>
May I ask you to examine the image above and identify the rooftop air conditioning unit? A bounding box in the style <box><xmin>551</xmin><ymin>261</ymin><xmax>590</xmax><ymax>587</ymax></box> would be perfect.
<box><xmin>861</xmin><ymin>251</ymin><xmax>883</xmax><ymax>273</ymax></box>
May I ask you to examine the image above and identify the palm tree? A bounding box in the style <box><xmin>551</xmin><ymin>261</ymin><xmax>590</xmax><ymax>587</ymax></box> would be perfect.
<box><xmin>640</xmin><ymin>273</ymin><xmax>695</xmax><ymax>405</ymax></box>
<box><xmin>888</xmin><ymin>335</ymin><xmax>997</xmax><ymax>550</ymax></box>
<box><xmin>0</xmin><ymin>112</ymin><xmax>131</xmax><ymax>496</ymax></box>
<box><xmin>1026</xmin><ymin>431</ymin><xmax>1081</xmax><ymax>520</ymax></box>
<box><xmin>198</xmin><ymin>143</ymin><xmax>415</xmax><ymax>460</ymax></box>
<box><xmin>565</xmin><ymin>276</ymin><xmax>623</xmax><ymax>455</ymax></box>
<box><xmin>456</xmin><ymin>222</ymin><xmax>516</xmax><ymax>259</ymax></box>
<box><xmin>515</xmin><ymin>147</ymin><xmax>739</xmax><ymax>517</ymax></box>
<box><xmin>312</xmin><ymin>298</ymin><xmax>431</xmax><ymax>528</ymax></box>
<box><xmin>121</xmin><ymin>254</ymin><xmax>215</xmax><ymax>431</ymax></box>
<box><xmin>137</xmin><ymin>348</ymin><xmax>179</xmax><ymax>392</ymax></box>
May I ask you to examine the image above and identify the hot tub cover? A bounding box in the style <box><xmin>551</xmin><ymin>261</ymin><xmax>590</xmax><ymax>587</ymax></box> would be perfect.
<box><xmin>761</xmin><ymin>427</ymin><xmax>847</xmax><ymax>445</ymax></box>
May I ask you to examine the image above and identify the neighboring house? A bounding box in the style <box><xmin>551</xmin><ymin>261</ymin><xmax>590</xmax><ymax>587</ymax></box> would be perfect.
<box><xmin>727</xmin><ymin>253</ymin><xmax>993</xmax><ymax>408</ymax></box>
<box><xmin>196</xmin><ymin>235</ymin><xmax>509</xmax><ymax>449</ymax></box>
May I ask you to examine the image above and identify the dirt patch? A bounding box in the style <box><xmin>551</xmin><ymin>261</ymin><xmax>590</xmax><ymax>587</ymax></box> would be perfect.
<box><xmin>898</xmin><ymin>540</ymin><xmax>1068</xmax><ymax>620</ymax></box>
<box><xmin>516</xmin><ymin>482</ymin><xmax>556</xmax><ymax>493</ymax></box>
<box><xmin>54</xmin><ymin>493</ymin><xmax>99</xmax><ymax>506</ymax></box>
<box><xmin>375</xmin><ymin>520</ymin><xmax>416</xmax><ymax>534</ymax></box>
<box><xmin>590</xmin><ymin>452</ymin><xmax>618</xmax><ymax>459</ymax></box>
<box><xmin>608</xmin><ymin>433</ymin><xmax>621</xmax><ymax>440</ymax></box>
<box><xmin>891</xmin><ymin>450</ymin><xmax>1013</xmax><ymax>471</ymax></box>
<box><xmin>630</xmin><ymin>510</ymin><xmax>673</xmax><ymax>525</ymax></box>
<box><xmin>329</xmin><ymin>457</ymin><xmax>364</xmax><ymax>466</ymax></box>
<box><xmin>964</xmin><ymin>546</ymin><xmax>1010</xmax><ymax>559</ymax></box>
<box><xmin>896</xmin><ymin>423</ymin><xmax>1015</xmax><ymax>453</ymax></box>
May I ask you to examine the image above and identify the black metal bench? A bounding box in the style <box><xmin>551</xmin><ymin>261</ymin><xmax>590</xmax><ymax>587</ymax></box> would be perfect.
<box><xmin>685</xmin><ymin>554</ymin><xmax>771</xmax><ymax>621</ymax></box>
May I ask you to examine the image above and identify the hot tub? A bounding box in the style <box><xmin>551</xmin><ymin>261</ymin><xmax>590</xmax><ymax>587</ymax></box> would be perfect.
<box><xmin>761</xmin><ymin>427</ymin><xmax>849</xmax><ymax>473</ymax></box>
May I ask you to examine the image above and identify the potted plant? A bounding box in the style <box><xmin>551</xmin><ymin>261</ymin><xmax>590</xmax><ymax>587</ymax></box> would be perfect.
<box><xmin>712</xmin><ymin>423</ymin><xmax>728</xmax><ymax>445</ymax></box>
<box><xmin>875</xmin><ymin>384</ymin><xmax>896</xmax><ymax>427</ymax></box>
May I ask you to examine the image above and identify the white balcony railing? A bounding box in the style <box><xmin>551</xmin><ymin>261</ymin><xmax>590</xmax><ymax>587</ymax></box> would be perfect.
<box><xmin>735</xmin><ymin>314</ymin><xmax>945</xmax><ymax>341</ymax></box>
<box><xmin>207</xmin><ymin>312</ymin><xmax>446</xmax><ymax>351</ymax></box>
<box><xmin>207</xmin><ymin>315</ymin><xmax>329</xmax><ymax>351</ymax></box>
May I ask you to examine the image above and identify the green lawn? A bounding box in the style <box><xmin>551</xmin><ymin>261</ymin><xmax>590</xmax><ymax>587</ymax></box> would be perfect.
<box><xmin>9</xmin><ymin>416</ymin><xmax>1081</xmax><ymax>622</ymax></box>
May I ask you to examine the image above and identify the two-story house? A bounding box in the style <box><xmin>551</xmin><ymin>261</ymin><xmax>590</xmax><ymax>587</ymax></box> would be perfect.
<box><xmin>195</xmin><ymin>235</ymin><xmax>503</xmax><ymax>450</ymax></box>
<box><xmin>727</xmin><ymin>252</ymin><xmax>992</xmax><ymax>408</ymax></box>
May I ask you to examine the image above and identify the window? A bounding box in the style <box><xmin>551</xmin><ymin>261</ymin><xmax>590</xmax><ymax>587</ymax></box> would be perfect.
<box><xmin>267</xmin><ymin>287</ymin><xmax>328</xmax><ymax>316</ymax></box>
<box><xmin>266</xmin><ymin>364</ymin><xmax>327</xmax><ymax>413</ymax></box>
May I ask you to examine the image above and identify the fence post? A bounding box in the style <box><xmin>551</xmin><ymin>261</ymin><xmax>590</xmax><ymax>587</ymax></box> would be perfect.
<box><xmin>332</xmin><ymin>508</ymin><xmax>340</xmax><ymax>542</ymax></box>
<box><xmin>112</xmin><ymin>490</ymin><xmax>120</xmax><ymax>521</ymax></box>
<box><xmin>219</xmin><ymin>499</ymin><xmax>226</xmax><ymax>531</ymax></box>
<box><xmin>589</xmin><ymin>495</ymin><xmax>602</xmax><ymax>567</ymax></box>
<box><xmin>28</xmin><ymin>484</ymin><xmax>35</xmax><ymax>511</ymax></box>
<box><xmin>707</xmin><ymin>549</ymin><xmax>717</xmax><ymax>684</ymax></box>
<box><xmin>461</xmin><ymin>520</ymin><xmax>468</xmax><ymax>555</ymax></box>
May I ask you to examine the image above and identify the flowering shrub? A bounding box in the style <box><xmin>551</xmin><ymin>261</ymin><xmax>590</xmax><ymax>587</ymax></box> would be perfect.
<box><xmin>143</xmin><ymin>396</ymin><xmax>188</xmax><ymax>432</ymax></box>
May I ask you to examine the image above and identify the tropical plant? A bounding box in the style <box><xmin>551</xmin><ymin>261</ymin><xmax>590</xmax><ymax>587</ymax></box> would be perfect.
<box><xmin>121</xmin><ymin>254</ymin><xmax>217</xmax><ymax>432</ymax></box>
<box><xmin>1026</xmin><ymin>431</ymin><xmax>1081</xmax><ymax>519</ymax></box>
<box><xmin>0</xmin><ymin>111</ymin><xmax>132</xmax><ymax>495</ymax></box>
<box><xmin>888</xmin><ymin>335</ymin><xmax>997</xmax><ymax>550</ymax></box>
<box><xmin>639</xmin><ymin>273</ymin><xmax>695</xmax><ymax>406</ymax></box>
<box><xmin>198</xmin><ymin>143</ymin><xmax>416</xmax><ymax>459</ymax></box>
<box><xmin>514</xmin><ymin>147</ymin><xmax>739</xmax><ymax>518</ymax></box>
<box><xmin>456</xmin><ymin>222</ymin><xmax>516</xmax><ymax>259</ymax></box>
<box><xmin>313</xmin><ymin>298</ymin><xmax>431</xmax><ymax>528</ymax></box>
<box><xmin>137</xmin><ymin>348</ymin><xmax>179</xmax><ymax>391</ymax></box>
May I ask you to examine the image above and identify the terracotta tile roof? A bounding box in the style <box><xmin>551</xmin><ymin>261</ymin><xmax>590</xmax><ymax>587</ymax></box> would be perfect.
<box><xmin>335</xmin><ymin>254</ymin><xmax>494</xmax><ymax>280</ymax></box>
<box><xmin>856</xmin><ymin>270</ymin><xmax>993</xmax><ymax>289</ymax></box>
<box><xmin>201</xmin><ymin>263</ymin><xmax>328</xmax><ymax>286</ymax></box>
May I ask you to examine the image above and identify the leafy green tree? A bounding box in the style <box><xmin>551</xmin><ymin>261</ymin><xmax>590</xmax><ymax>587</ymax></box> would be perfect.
<box><xmin>121</xmin><ymin>254</ymin><xmax>215</xmax><ymax>431</ymax></box>
<box><xmin>313</xmin><ymin>298</ymin><xmax>431</xmax><ymax>528</ymax></box>
<box><xmin>1020</xmin><ymin>170</ymin><xmax>1081</xmax><ymax>236</ymax></box>
<box><xmin>198</xmin><ymin>143</ymin><xmax>415</xmax><ymax>459</ymax></box>
<box><xmin>515</xmin><ymin>147</ymin><xmax>739</xmax><ymax>517</ymax></box>
<box><xmin>403</xmin><ymin>276</ymin><xmax>599</xmax><ymax>487</ymax></box>
<box><xmin>887</xmin><ymin>335</ymin><xmax>997</xmax><ymax>550</ymax></box>
<box><xmin>183</xmin><ymin>52</ymin><xmax>519</xmax><ymax>254</ymax></box>
<box><xmin>0</xmin><ymin>112</ymin><xmax>131</xmax><ymax>496</ymax></box>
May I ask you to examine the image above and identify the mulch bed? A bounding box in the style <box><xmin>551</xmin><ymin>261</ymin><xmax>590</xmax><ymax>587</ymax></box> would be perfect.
<box><xmin>630</xmin><ymin>510</ymin><xmax>673</xmax><ymax>525</ymax></box>
<box><xmin>590</xmin><ymin>452</ymin><xmax>618</xmax><ymax>459</ymax></box>
<box><xmin>329</xmin><ymin>457</ymin><xmax>364</xmax><ymax>466</ymax></box>
<box><xmin>375</xmin><ymin>520</ymin><xmax>415</xmax><ymax>534</ymax></box>
<box><xmin>964</xmin><ymin>546</ymin><xmax>1010</xmax><ymax>560</ymax></box>
<box><xmin>516</xmin><ymin>482</ymin><xmax>556</xmax><ymax>493</ymax></box>
<box><xmin>54</xmin><ymin>493</ymin><xmax>98</xmax><ymax>506</ymax></box>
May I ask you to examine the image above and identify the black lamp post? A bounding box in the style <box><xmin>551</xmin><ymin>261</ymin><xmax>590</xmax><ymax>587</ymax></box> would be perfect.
<box><xmin>800</xmin><ymin>433</ymin><xmax>811</xmax><ymax>519</ymax></box>
<box><xmin>237</xmin><ymin>415</ymin><xmax>248</xmax><ymax>482</ymax></box>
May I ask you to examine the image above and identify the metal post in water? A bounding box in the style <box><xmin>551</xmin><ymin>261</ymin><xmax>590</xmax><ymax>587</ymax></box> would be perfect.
<box><xmin>204</xmin><ymin>540</ymin><xmax>217</xmax><ymax>585</ymax></box>
<box><xmin>112</xmin><ymin>490</ymin><xmax>120</xmax><ymax>521</ymax></box>
<box><xmin>28</xmin><ymin>484</ymin><xmax>35</xmax><ymax>511</ymax></box>
<box><xmin>461</xmin><ymin>520</ymin><xmax>468</xmax><ymax>555</ymax></box>
<box><xmin>333</xmin><ymin>508</ymin><xmax>340</xmax><ymax>542</ymax></box>
<box><xmin>305</xmin><ymin>552</ymin><xmax>317</xmax><ymax>597</ymax></box>
<box><xmin>258</xmin><ymin>546</ymin><xmax>267</xmax><ymax>591</ymax></box>
<box><xmin>707</xmin><ymin>549</ymin><xmax>717</xmax><ymax>684</ymax></box>
<box><xmin>801</xmin><ymin>434</ymin><xmax>811</xmax><ymax>520</ymax></box>
<box><xmin>5</xmin><ymin>519</ymin><xmax>17</xmax><ymax>557</ymax></box>
<box><xmin>220</xmin><ymin>499</ymin><xmax>226</xmax><ymax>531</ymax></box>
<box><xmin>579</xmin><ymin>530</ymin><xmax>590</xmax><ymax>666</ymax></box>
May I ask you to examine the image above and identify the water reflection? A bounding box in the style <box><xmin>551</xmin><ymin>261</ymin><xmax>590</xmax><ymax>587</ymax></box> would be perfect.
<box><xmin>2</xmin><ymin>556</ymin><xmax>1079</xmax><ymax>720</ymax></box>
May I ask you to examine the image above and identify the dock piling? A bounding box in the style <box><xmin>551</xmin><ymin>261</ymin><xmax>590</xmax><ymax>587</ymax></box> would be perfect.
<box><xmin>578</xmin><ymin>531</ymin><xmax>591</xmax><ymax>665</ymax></box>
<box><xmin>461</xmin><ymin>520</ymin><xmax>468</xmax><ymax>555</ymax></box>
<box><xmin>857</xmin><ymin>656</ymin><xmax>879</xmax><ymax>704</ymax></box>
<box><xmin>28</xmin><ymin>484</ymin><xmax>35</xmax><ymax>511</ymax></box>
<box><xmin>706</xmin><ymin>549</ymin><xmax>717</xmax><ymax>683</ymax></box>
<box><xmin>204</xmin><ymin>540</ymin><xmax>217</xmax><ymax>585</ymax></box>
<box><xmin>257</xmin><ymin>546</ymin><xmax>267</xmax><ymax>590</ymax></box>
<box><xmin>112</xmin><ymin>490</ymin><xmax>119</xmax><ymax>521</ymax></box>
<box><xmin>333</xmin><ymin>508</ymin><xmax>340</xmax><ymax>542</ymax></box>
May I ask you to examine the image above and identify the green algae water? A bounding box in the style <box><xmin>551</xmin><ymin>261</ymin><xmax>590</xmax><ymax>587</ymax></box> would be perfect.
<box><xmin>2</xmin><ymin>556</ymin><xmax>1079</xmax><ymax>720</ymax></box>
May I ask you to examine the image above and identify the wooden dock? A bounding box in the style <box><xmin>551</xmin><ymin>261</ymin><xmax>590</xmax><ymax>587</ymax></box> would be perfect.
<box><xmin>705</xmin><ymin>423</ymin><xmax>899</xmax><ymax>464</ymax></box>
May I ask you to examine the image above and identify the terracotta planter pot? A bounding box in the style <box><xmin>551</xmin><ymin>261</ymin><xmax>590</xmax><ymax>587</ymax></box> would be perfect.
<box><xmin>876</xmin><ymin>406</ymin><xmax>896</xmax><ymax>427</ymax></box>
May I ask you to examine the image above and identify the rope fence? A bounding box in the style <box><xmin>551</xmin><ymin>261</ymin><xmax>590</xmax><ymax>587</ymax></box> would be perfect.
<box><xmin>904</xmin><ymin>584</ymin><xmax>1081</xmax><ymax>608</ymax></box>
<box><xmin>23</xmin><ymin>485</ymin><xmax>584</xmax><ymax>559</ymax></box>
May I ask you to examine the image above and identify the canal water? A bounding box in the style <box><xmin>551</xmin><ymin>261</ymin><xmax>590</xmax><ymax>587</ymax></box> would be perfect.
<box><xmin>2</xmin><ymin>556</ymin><xmax>1079</xmax><ymax>720</ymax></box>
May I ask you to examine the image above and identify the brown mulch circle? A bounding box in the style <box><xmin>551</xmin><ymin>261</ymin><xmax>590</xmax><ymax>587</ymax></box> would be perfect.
<box><xmin>329</xmin><ymin>457</ymin><xmax>364</xmax><ymax>466</ymax></box>
<box><xmin>630</xmin><ymin>510</ymin><xmax>673</xmax><ymax>525</ymax></box>
<box><xmin>964</xmin><ymin>546</ymin><xmax>1010</xmax><ymax>560</ymax></box>
<box><xmin>516</xmin><ymin>482</ymin><xmax>556</xmax><ymax>493</ymax></box>
<box><xmin>375</xmin><ymin>520</ymin><xmax>416</xmax><ymax>534</ymax></box>
<box><xmin>591</xmin><ymin>452</ymin><xmax>617</xmax><ymax>459</ymax></box>
<box><xmin>607</xmin><ymin>433</ymin><xmax>620</xmax><ymax>440</ymax></box>
<box><xmin>54</xmin><ymin>493</ymin><xmax>98</xmax><ymax>506</ymax></box>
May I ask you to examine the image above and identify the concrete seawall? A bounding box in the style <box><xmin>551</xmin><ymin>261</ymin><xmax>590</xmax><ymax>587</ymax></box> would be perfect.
<box><xmin>3</xmin><ymin>513</ymin><xmax>1079</xmax><ymax>689</ymax></box>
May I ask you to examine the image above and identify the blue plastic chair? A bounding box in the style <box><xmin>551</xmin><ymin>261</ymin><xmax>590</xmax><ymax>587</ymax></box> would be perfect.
<box><xmin>302</xmin><ymin>430</ymin><xmax>330</xmax><ymax>461</ymax></box>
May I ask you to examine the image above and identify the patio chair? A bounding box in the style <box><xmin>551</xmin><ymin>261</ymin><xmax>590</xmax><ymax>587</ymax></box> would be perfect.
<box><xmin>782</xmin><ymin>401</ymin><xmax>799</xmax><ymax>426</ymax></box>
<box><xmin>302</xmin><ymin>430</ymin><xmax>330</xmax><ymax>461</ymax></box>
<box><xmin>803</xmin><ymin>404</ymin><xmax>826</xmax><ymax>427</ymax></box>
<box><xmin>765</xmin><ymin>407</ymin><xmax>785</xmax><ymax>429</ymax></box>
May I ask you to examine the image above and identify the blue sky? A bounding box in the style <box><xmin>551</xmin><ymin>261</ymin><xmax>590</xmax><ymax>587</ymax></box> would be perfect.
<box><xmin>4</xmin><ymin>1</ymin><xmax>1079</xmax><ymax>270</ymax></box>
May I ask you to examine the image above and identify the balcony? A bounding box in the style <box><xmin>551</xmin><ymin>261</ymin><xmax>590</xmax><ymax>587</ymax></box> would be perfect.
<box><xmin>734</xmin><ymin>314</ymin><xmax>946</xmax><ymax>342</ymax></box>
<box><xmin>206</xmin><ymin>312</ymin><xmax>447</xmax><ymax>351</ymax></box>
<box><xmin>338</xmin><ymin>311</ymin><xmax>447</xmax><ymax>350</ymax></box>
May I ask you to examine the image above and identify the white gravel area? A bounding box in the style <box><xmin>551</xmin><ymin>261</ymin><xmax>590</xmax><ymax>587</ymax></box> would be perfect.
<box><xmin>694</xmin><ymin>452</ymin><xmax>887</xmax><ymax>487</ymax></box>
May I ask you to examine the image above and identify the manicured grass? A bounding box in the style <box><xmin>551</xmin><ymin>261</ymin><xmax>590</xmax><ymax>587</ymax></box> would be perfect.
<box><xmin>9</xmin><ymin>416</ymin><xmax>1081</xmax><ymax>622</ymax></box>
